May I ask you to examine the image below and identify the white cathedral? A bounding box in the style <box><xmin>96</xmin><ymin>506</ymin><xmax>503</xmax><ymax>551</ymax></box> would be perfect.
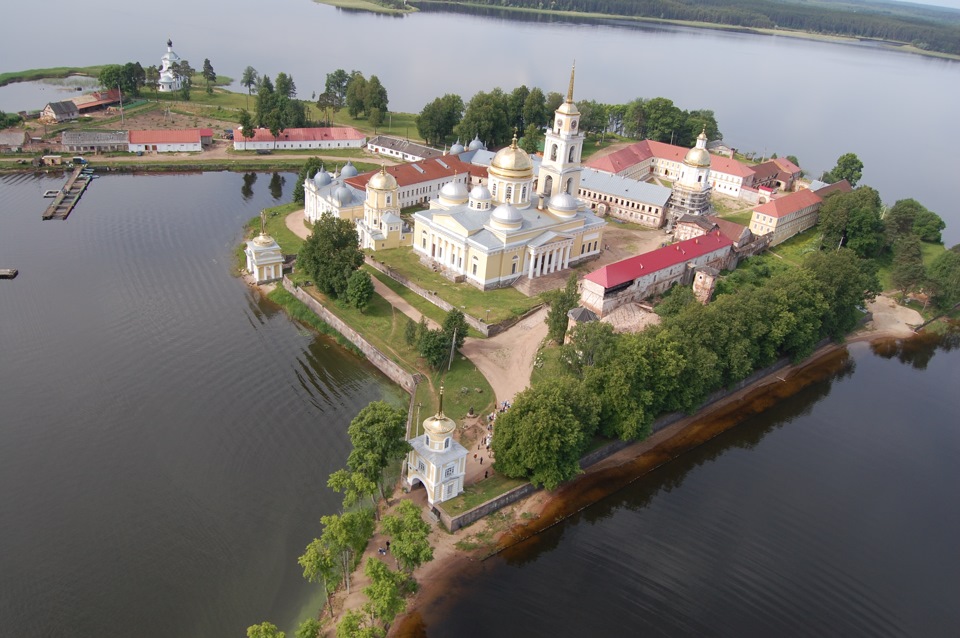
<box><xmin>158</xmin><ymin>39</ymin><xmax>183</xmax><ymax>93</ymax></box>
<box><xmin>411</xmin><ymin>66</ymin><xmax>606</xmax><ymax>289</ymax></box>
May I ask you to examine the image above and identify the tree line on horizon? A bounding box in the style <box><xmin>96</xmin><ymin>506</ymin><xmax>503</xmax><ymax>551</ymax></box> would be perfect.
<box><xmin>424</xmin><ymin>0</ymin><xmax>960</xmax><ymax>55</ymax></box>
<box><xmin>415</xmin><ymin>83</ymin><xmax>721</xmax><ymax>152</ymax></box>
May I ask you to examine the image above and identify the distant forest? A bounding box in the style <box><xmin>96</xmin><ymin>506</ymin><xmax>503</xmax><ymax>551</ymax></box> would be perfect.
<box><xmin>415</xmin><ymin>0</ymin><xmax>960</xmax><ymax>55</ymax></box>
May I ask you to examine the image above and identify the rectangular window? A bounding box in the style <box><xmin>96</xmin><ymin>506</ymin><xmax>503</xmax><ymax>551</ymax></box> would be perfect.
<box><xmin>444</xmin><ymin>465</ymin><xmax>455</xmax><ymax>478</ymax></box>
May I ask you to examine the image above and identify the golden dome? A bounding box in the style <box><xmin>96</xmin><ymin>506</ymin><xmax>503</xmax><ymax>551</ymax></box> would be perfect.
<box><xmin>683</xmin><ymin>147</ymin><xmax>711</xmax><ymax>168</ymax></box>
<box><xmin>367</xmin><ymin>166</ymin><xmax>397</xmax><ymax>191</ymax></box>
<box><xmin>423</xmin><ymin>387</ymin><xmax>456</xmax><ymax>438</ymax></box>
<box><xmin>252</xmin><ymin>232</ymin><xmax>277</xmax><ymax>247</ymax></box>
<box><xmin>491</xmin><ymin>133</ymin><xmax>533</xmax><ymax>173</ymax></box>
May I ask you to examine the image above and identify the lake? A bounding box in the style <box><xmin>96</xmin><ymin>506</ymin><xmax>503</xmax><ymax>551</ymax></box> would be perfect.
<box><xmin>1</xmin><ymin>2</ymin><xmax>960</xmax><ymax>636</ymax></box>
<box><xmin>0</xmin><ymin>0</ymin><xmax>957</xmax><ymax>244</ymax></box>
<box><xmin>0</xmin><ymin>171</ymin><xmax>405</xmax><ymax>637</ymax></box>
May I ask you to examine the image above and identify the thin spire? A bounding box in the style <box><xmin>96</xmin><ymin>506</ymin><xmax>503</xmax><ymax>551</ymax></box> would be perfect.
<box><xmin>438</xmin><ymin>385</ymin><xmax>445</xmax><ymax>417</ymax></box>
<box><xmin>566</xmin><ymin>61</ymin><xmax>576</xmax><ymax>103</ymax></box>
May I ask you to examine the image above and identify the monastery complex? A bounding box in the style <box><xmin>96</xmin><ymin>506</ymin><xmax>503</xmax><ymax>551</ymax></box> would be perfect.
<box><xmin>296</xmin><ymin>65</ymin><xmax>853</xmax><ymax>319</ymax></box>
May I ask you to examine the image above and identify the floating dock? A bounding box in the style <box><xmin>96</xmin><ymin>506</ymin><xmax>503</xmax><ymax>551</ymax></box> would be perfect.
<box><xmin>0</xmin><ymin>269</ymin><xmax>19</xmax><ymax>280</ymax></box>
<box><xmin>42</xmin><ymin>166</ymin><xmax>91</xmax><ymax>220</ymax></box>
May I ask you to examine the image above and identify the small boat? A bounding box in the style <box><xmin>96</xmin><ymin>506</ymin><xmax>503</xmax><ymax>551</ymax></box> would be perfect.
<box><xmin>43</xmin><ymin>190</ymin><xmax>59</xmax><ymax>198</ymax></box>
<box><xmin>0</xmin><ymin>268</ymin><xmax>19</xmax><ymax>280</ymax></box>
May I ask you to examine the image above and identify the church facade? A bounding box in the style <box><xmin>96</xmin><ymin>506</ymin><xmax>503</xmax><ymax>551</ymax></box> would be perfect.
<box><xmin>410</xmin><ymin>68</ymin><xmax>606</xmax><ymax>290</ymax></box>
<box><xmin>158</xmin><ymin>39</ymin><xmax>183</xmax><ymax>93</ymax></box>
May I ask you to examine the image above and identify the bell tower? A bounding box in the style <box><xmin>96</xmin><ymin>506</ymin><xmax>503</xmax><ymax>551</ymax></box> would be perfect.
<box><xmin>537</xmin><ymin>64</ymin><xmax>585</xmax><ymax>202</ymax></box>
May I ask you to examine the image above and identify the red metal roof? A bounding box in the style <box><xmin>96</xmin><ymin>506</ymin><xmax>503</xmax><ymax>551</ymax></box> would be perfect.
<box><xmin>232</xmin><ymin>127</ymin><xmax>365</xmax><ymax>143</ymax></box>
<box><xmin>584</xmin><ymin>230</ymin><xmax>733</xmax><ymax>289</ymax></box>
<box><xmin>753</xmin><ymin>189</ymin><xmax>822</xmax><ymax>219</ymax></box>
<box><xmin>129</xmin><ymin>129</ymin><xmax>204</xmax><ymax>144</ymax></box>
<box><xmin>344</xmin><ymin>156</ymin><xmax>486</xmax><ymax>190</ymax></box>
<box><xmin>586</xmin><ymin>139</ymin><xmax>754</xmax><ymax>178</ymax></box>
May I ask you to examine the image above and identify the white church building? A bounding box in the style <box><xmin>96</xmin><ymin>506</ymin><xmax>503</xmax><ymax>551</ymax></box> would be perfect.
<box><xmin>158</xmin><ymin>39</ymin><xmax>182</xmax><ymax>93</ymax></box>
<box><xmin>406</xmin><ymin>389</ymin><xmax>468</xmax><ymax>505</ymax></box>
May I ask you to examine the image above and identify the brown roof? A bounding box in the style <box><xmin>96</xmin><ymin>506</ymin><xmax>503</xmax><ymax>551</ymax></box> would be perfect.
<box><xmin>705</xmin><ymin>215</ymin><xmax>749</xmax><ymax>243</ymax></box>
<box><xmin>753</xmin><ymin>189</ymin><xmax>823</xmax><ymax>219</ymax></box>
<box><xmin>586</xmin><ymin>139</ymin><xmax>754</xmax><ymax>178</ymax></box>
<box><xmin>813</xmin><ymin>180</ymin><xmax>853</xmax><ymax>199</ymax></box>
<box><xmin>345</xmin><ymin>156</ymin><xmax>486</xmax><ymax>190</ymax></box>
<box><xmin>233</xmin><ymin>127</ymin><xmax>365</xmax><ymax>143</ymax></box>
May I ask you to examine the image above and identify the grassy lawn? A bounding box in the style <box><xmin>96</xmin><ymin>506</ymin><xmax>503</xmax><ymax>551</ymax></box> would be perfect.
<box><xmin>367</xmin><ymin>248</ymin><xmax>542</xmax><ymax>323</ymax></box>
<box><xmin>768</xmin><ymin>229</ymin><xmax>822</xmax><ymax>266</ymax></box>
<box><xmin>529</xmin><ymin>342</ymin><xmax>574</xmax><ymax>386</ymax></box>
<box><xmin>365</xmin><ymin>266</ymin><xmax>458</xmax><ymax>329</ymax></box>
<box><xmin>438</xmin><ymin>474</ymin><xmax>527</xmax><ymax>515</ymax></box>
<box><xmin>876</xmin><ymin>241</ymin><xmax>946</xmax><ymax>291</ymax></box>
<box><xmin>719</xmin><ymin>210</ymin><xmax>755</xmax><ymax>226</ymax></box>
<box><xmin>581</xmin><ymin>132</ymin><xmax>628</xmax><ymax>160</ymax></box>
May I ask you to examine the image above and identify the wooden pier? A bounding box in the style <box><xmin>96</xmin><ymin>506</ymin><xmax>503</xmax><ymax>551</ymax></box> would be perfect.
<box><xmin>42</xmin><ymin>166</ymin><xmax>91</xmax><ymax>220</ymax></box>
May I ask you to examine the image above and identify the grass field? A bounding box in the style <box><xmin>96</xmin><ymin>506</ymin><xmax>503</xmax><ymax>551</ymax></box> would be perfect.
<box><xmin>368</xmin><ymin>247</ymin><xmax>541</xmax><ymax>323</ymax></box>
<box><xmin>0</xmin><ymin>66</ymin><xmax>105</xmax><ymax>88</ymax></box>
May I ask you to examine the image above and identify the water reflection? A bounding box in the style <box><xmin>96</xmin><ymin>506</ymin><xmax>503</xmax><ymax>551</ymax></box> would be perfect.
<box><xmin>241</xmin><ymin>172</ymin><xmax>257</xmax><ymax>200</ymax></box>
<box><xmin>870</xmin><ymin>321</ymin><xmax>960</xmax><ymax>369</ymax></box>
<box><xmin>269</xmin><ymin>172</ymin><xmax>286</xmax><ymax>200</ymax></box>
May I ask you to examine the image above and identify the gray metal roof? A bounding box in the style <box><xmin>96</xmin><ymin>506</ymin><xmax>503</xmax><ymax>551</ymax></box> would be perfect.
<box><xmin>0</xmin><ymin>130</ymin><xmax>27</xmax><ymax>146</ymax></box>
<box><xmin>61</xmin><ymin>130</ymin><xmax>129</xmax><ymax>145</ymax></box>
<box><xmin>409</xmin><ymin>435</ymin><xmax>467</xmax><ymax>466</ymax></box>
<box><xmin>580</xmin><ymin>168</ymin><xmax>672</xmax><ymax>207</ymax></box>
<box><xmin>46</xmin><ymin>101</ymin><xmax>78</xmax><ymax>117</ymax></box>
<box><xmin>367</xmin><ymin>135</ymin><xmax>443</xmax><ymax>159</ymax></box>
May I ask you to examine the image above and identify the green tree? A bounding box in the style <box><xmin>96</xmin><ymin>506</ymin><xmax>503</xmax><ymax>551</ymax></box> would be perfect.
<box><xmin>346</xmin><ymin>402</ymin><xmax>410</xmax><ymax>500</ymax></box>
<box><xmin>293</xmin><ymin>157</ymin><xmax>324</xmax><ymax>205</ymax></box>
<box><xmin>321</xmin><ymin>509</ymin><xmax>376</xmax><ymax>595</ymax></box>
<box><xmin>362</xmin><ymin>558</ymin><xmax>407</xmax><ymax>631</ymax></box>
<box><xmin>266</xmin><ymin>108</ymin><xmax>285</xmax><ymax>150</ymax></box>
<box><xmin>492</xmin><ymin>377</ymin><xmax>599</xmax><ymax>489</ymax></box>
<box><xmin>336</xmin><ymin>610</ymin><xmax>382</xmax><ymax>638</ymax></box>
<box><xmin>818</xmin><ymin>187</ymin><xmax>884</xmax><ymax>258</ymax></box>
<box><xmin>803</xmin><ymin>248</ymin><xmax>880</xmax><ymax>340</ymax></box>
<box><xmin>238</xmin><ymin>109</ymin><xmax>257</xmax><ymax>149</ymax></box>
<box><xmin>577</xmin><ymin>99</ymin><xmax>608</xmax><ymax>137</ymax></box>
<box><xmin>275</xmin><ymin>72</ymin><xmax>297</xmax><ymax>99</ymax></box>
<box><xmin>325</xmin><ymin>69</ymin><xmax>349</xmax><ymax>106</ymax></box>
<box><xmin>365</xmin><ymin>75</ymin><xmax>388</xmax><ymax>116</ymax></box>
<box><xmin>316</xmin><ymin>91</ymin><xmax>340</xmax><ymax>127</ymax></box>
<box><xmin>414</xmin><ymin>316</ymin><xmax>429</xmax><ymax>346</ymax></box>
<box><xmin>519</xmin><ymin>123</ymin><xmax>542</xmax><ymax>154</ymax></box>
<box><xmin>368</xmin><ymin>107</ymin><xmax>384</xmax><ymax>132</ymax></box>
<box><xmin>241</xmin><ymin>66</ymin><xmax>259</xmax><ymax>109</ymax></box>
<box><xmin>884</xmin><ymin>197</ymin><xmax>924</xmax><ymax>243</ymax></box>
<box><xmin>565</xmin><ymin>320</ymin><xmax>617</xmax><ymax>371</ymax></box>
<box><xmin>913</xmin><ymin>206</ymin><xmax>946</xmax><ymax>243</ymax></box>
<box><xmin>544</xmin><ymin>274</ymin><xmax>579</xmax><ymax>345</ymax></box>
<box><xmin>654</xmin><ymin>284</ymin><xmax>696</xmax><ymax>318</ymax></box>
<box><xmin>295</xmin><ymin>618</ymin><xmax>323</xmax><ymax>638</ymax></box>
<box><xmin>683</xmin><ymin>109</ymin><xmax>721</xmax><ymax>146</ymax></box>
<box><xmin>442</xmin><ymin>308</ymin><xmax>468</xmax><ymax>351</ymax></box>
<box><xmin>523</xmin><ymin>87</ymin><xmax>548</xmax><ymax>129</ymax></box>
<box><xmin>176</xmin><ymin>59</ymin><xmax>194</xmax><ymax>101</ymax></box>
<box><xmin>927</xmin><ymin>246</ymin><xmax>960</xmax><ymax>310</ymax></box>
<box><xmin>328</xmin><ymin>468</ymin><xmax>378</xmax><ymax>514</ymax></box>
<box><xmin>507</xmin><ymin>84</ymin><xmax>530</xmax><ymax>131</ymax></box>
<box><xmin>346</xmin><ymin>269</ymin><xmax>375</xmax><ymax>313</ymax></box>
<box><xmin>643</xmin><ymin>97</ymin><xmax>685</xmax><ymax>143</ymax></box>
<box><xmin>202</xmin><ymin>58</ymin><xmax>215</xmax><ymax>94</ymax></box>
<box><xmin>825</xmin><ymin>152</ymin><xmax>864</xmax><ymax>187</ymax></box>
<box><xmin>381</xmin><ymin>500</ymin><xmax>433</xmax><ymax>573</ymax></box>
<box><xmin>247</xmin><ymin>621</ymin><xmax>285</xmax><ymax>638</ymax></box>
<box><xmin>299</xmin><ymin>537</ymin><xmax>340</xmax><ymax>616</ymax></box>
<box><xmin>890</xmin><ymin>235</ymin><xmax>927</xmax><ymax>301</ymax></box>
<box><xmin>416</xmin><ymin>93</ymin><xmax>464</xmax><ymax>146</ymax></box>
<box><xmin>418</xmin><ymin>329</ymin><xmax>451</xmax><ymax>370</ymax></box>
<box><xmin>622</xmin><ymin>97</ymin><xmax>646</xmax><ymax>138</ymax></box>
<box><xmin>255</xmin><ymin>75</ymin><xmax>276</xmax><ymax>128</ymax></box>
<box><xmin>297</xmin><ymin>212</ymin><xmax>364</xmax><ymax>298</ymax></box>
<box><xmin>455</xmin><ymin>88</ymin><xmax>511</xmax><ymax>147</ymax></box>
<box><xmin>545</xmin><ymin>90</ymin><xmax>563</xmax><ymax>115</ymax></box>
<box><xmin>144</xmin><ymin>65</ymin><xmax>160</xmax><ymax>100</ymax></box>
<box><xmin>404</xmin><ymin>316</ymin><xmax>418</xmax><ymax>347</ymax></box>
<box><xmin>345</xmin><ymin>72</ymin><xmax>368</xmax><ymax>118</ymax></box>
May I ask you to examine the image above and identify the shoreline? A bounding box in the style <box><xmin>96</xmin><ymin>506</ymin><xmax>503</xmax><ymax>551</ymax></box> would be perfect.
<box><xmin>390</xmin><ymin>325</ymin><xmax>921</xmax><ymax>635</ymax></box>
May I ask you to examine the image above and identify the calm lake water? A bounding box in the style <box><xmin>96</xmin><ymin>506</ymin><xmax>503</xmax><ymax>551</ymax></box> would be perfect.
<box><xmin>0</xmin><ymin>172</ymin><xmax>405</xmax><ymax>637</ymax></box>
<box><xmin>0</xmin><ymin>0</ymin><xmax>958</xmax><ymax>244</ymax></box>
<box><xmin>2</xmin><ymin>3</ymin><xmax>960</xmax><ymax>636</ymax></box>
<box><xmin>421</xmin><ymin>336</ymin><xmax>960</xmax><ymax>637</ymax></box>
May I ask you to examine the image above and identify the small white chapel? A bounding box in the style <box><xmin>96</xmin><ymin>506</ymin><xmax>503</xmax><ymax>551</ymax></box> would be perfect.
<box><xmin>406</xmin><ymin>388</ymin><xmax>468</xmax><ymax>505</ymax></box>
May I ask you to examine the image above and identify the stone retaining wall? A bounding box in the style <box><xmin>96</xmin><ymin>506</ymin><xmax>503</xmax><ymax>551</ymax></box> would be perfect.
<box><xmin>282</xmin><ymin>277</ymin><xmax>417</xmax><ymax>393</ymax></box>
<box><xmin>437</xmin><ymin>483</ymin><xmax>539</xmax><ymax>533</ymax></box>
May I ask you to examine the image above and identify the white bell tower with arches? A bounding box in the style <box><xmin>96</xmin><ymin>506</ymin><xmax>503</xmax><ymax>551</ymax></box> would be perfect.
<box><xmin>537</xmin><ymin>64</ymin><xmax>585</xmax><ymax>201</ymax></box>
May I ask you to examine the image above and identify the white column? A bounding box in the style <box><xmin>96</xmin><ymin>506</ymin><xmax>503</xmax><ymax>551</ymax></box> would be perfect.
<box><xmin>535</xmin><ymin>253</ymin><xmax>542</xmax><ymax>277</ymax></box>
<box><xmin>551</xmin><ymin>248</ymin><xmax>559</xmax><ymax>273</ymax></box>
<box><xmin>564</xmin><ymin>244</ymin><xmax>571</xmax><ymax>269</ymax></box>
<box><xmin>528</xmin><ymin>251</ymin><xmax>535</xmax><ymax>278</ymax></box>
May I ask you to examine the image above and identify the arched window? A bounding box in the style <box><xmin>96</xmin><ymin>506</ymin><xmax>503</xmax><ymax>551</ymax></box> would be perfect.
<box><xmin>444</xmin><ymin>438</ymin><xmax>450</xmax><ymax>449</ymax></box>
<box><xmin>550</xmin><ymin>144</ymin><xmax>558</xmax><ymax>161</ymax></box>
<box><xmin>568</xmin><ymin>146</ymin><xmax>576</xmax><ymax>163</ymax></box>
<box><xmin>521</xmin><ymin>186</ymin><xmax>527</xmax><ymax>201</ymax></box>
<box><xmin>506</xmin><ymin>185</ymin><xmax>513</xmax><ymax>201</ymax></box>
<box><xmin>565</xmin><ymin>178</ymin><xmax>572</xmax><ymax>194</ymax></box>
<box><xmin>492</xmin><ymin>183</ymin><xmax>498</xmax><ymax>199</ymax></box>
<box><xmin>543</xmin><ymin>175</ymin><xmax>553</xmax><ymax>195</ymax></box>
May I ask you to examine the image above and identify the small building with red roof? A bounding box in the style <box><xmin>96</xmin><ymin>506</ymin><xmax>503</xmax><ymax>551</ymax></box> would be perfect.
<box><xmin>580</xmin><ymin>230</ymin><xmax>734</xmax><ymax>317</ymax></box>
<box><xmin>233</xmin><ymin>126</ymin><xmax>365</xmax><ymax>150</ymax></box>
<box><xmin>128</xmin><ymin>128</ymin><xmax>212</xmax><ymax>153</ymax></box>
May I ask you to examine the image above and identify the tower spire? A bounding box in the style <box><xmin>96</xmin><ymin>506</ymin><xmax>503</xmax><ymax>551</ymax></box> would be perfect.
<box><xmin>566</xmin><ymin>61</ymin><xmax>576</xmax><ymax>103</ymax></box>
<box><xmin>438</xmin><ymin>385</ymin><xmax>445</xmax><ymax>417</ymax></box>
